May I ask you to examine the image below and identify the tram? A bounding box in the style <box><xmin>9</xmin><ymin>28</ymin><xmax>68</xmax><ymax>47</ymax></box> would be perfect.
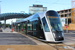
<box><xmin>14</xmin><ymin>10</ymin><xmax>64</xmax><ymax>42</ymax></box>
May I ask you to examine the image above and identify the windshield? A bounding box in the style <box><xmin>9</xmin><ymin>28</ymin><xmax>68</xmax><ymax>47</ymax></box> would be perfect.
<box><xmin>49</xmin><ymin>18</ymin><xmax>63</xmax><ymax>31</ymax></box>
<box><xmin>46</xmin><ymin>10</ymin><xmax>63</xmax><ymax>32</ymax></box>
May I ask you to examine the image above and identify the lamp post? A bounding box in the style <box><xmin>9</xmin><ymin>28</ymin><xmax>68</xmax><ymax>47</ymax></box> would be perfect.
<box><xmin>66</xmin><ymin>10</ymin><xmax>75</xmax><ymax>33</ymax></box>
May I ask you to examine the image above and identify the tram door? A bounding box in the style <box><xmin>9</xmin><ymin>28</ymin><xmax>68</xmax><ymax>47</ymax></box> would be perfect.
<box><xmin>17</xmin><ymin>24</ymin><xmax>20</xmax><ymax>32</ymax></box>
<box><xmin>33</xmin><ymin>22</ymin><xmax>37</xmax><ymax>37</ymax></box>
<box><xmin>20</xmin><ymin>23</ymin><xmax>22</xmax><ymax>32</ymax></box>
<box><xmin>37</xmin><ymin>21</ymin><xmax>45</xmax><ymax>40</ymax></box>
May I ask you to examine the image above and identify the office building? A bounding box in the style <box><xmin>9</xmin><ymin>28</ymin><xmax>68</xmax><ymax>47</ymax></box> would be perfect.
<box><xmin>57</xmin><ymin>8</ymin><xmax>75</xmax><ymax>31</ymax></box>
<box><xmin>29</xmin><ymin>4</ymin><xmax>47</xmax><ymax>14</ymax></box>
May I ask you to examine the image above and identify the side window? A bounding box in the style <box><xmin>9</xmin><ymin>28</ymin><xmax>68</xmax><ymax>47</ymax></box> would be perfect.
<box><xmin>42</xmin><ymin>17</ymin><xmax>50</xmax><ymax>32</ymax></box>
<box><xmin>33</xmin><ymin>22</ymin><xmax>36</xmax><ymax>31</ymax></box>
<box><xmin>23</xmin><ymin>24</ymin><xmax>26</xmax><ymax>30</ymax></box>
<box><xmin>27</xmin><ymin>23</ymin><xmax>32</xmax><ymax>30</ymax></box>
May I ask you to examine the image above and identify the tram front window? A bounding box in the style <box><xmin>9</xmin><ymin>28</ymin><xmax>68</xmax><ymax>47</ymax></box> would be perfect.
<box><xmin>46</xmin><ymin>11</ymin><xmax>63</xmax><ymax>32</ymax></box>
<box><xmin>49</xmin><ymin>18</ymin><xmax>63</xmax><ymax>32</ymax></box>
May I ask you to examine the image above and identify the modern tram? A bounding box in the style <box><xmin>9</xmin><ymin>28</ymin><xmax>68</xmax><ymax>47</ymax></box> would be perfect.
<box><xmin>14</xmin><ymin>10</ymin><xmax>64</xmax><ymax>42</ymax></box>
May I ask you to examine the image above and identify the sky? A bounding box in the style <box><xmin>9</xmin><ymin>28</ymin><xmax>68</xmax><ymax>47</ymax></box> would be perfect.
<box><xmin>0</xmin><ymin>0</ymin><xmax>71</xmax><ymax>24</ymax></box>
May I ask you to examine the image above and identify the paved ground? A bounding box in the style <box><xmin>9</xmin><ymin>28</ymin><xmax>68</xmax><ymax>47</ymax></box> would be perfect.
<box><xmin>64</xmin><ymin>33</ymin><xmax>75</xmax><ymax>45</ymax></box>
<box><xmin>0</xmin><ymin>33</ymin><xmax>37</xmax><ymax>45</ymax></box>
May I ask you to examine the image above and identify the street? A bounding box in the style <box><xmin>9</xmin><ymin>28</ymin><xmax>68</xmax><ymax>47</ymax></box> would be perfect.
<box><xmin>64</xmin><ymin>33</ymin><xmax>75</xmax><ymax>45</ymax></box>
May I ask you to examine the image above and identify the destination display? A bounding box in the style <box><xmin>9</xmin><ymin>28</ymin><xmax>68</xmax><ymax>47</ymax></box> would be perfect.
<box><xmin>47</xmin><ymin>16</ymin><xmax>58</xmax><ymax>18</ymax></box>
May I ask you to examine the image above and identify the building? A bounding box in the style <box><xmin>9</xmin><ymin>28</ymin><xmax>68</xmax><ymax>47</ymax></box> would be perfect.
<box><xmin>57</xmin><ymin>9</ymin><xmax>71</xmax><ymax>25</ymax></box>
<box><xmin>57</xmin><ymin>8</ymin><xmax>75</xmax><ymax>31</ymax></box>
<box><xmin>29</xmin><ymin>4</ymin><xmax>47</xmax><ymax>14</ymax></box>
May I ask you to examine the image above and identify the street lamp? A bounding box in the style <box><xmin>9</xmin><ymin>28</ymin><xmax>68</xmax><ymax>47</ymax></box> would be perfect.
<box><xmin>66</xmin><ymin>10</ymin><xmax>75</xmax><ymax>33</ymax></box>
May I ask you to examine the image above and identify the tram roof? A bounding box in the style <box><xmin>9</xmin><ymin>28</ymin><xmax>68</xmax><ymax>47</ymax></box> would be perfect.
<box><xmin>15</xmin><ymin>12</ymin><xmax>46</xmax><ymax>24</ymax></box>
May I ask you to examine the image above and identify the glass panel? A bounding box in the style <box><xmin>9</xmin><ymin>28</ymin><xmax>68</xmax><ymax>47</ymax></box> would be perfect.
<box><xmin>27</xmin><ymin>23</ymin><xmax>32</xmax><ymax>30</ymax></box>
<box><xmin>23</xmin><ymin>24</ymin><xmax>26</xmax><ymax>32</ymax></box>
<box><xmin>46</xmin><ymin>11</ymin><xmax>63</xmax><ymax>32</ymax></box>
<box><xmin>20</xmin><ymin>24</ymin><xmax>22</xmax><ymax>31</ymax></box>
<box><xmin>33</xmin><ymin>23</ymin><xmax>36</xmax><ymax>31</ymax></box>
<box><xmin>42</xmin><ymin>17</ymin><xmax>50</xmax><ymax>32</ymax></box>
<box><xmin>49</xmin><ymin>18</ymin><xmax>63</xmax><ymax>31</ymax></box>
<box><xmin>33</xmin><ymin>32</ymin><xmax>36</xmax><ymax>36</ymax></box>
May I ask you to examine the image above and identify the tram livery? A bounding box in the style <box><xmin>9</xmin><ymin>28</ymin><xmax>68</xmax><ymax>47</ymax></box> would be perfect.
<box><xmin>14</xmin><ymin>10</ymin><xmax>64</xmax><ymax>42</ymax></box>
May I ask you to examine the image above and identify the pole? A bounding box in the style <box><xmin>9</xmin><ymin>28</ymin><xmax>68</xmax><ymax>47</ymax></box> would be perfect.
<box><xmin>4</xmin><ymin>17</ymin><xmax>6</xmax><ymax>29</ymax></box>
<box><xmin>66</xmin><ymin>13</ymin><xmax>68</xmax><ymax>33</ymax></box>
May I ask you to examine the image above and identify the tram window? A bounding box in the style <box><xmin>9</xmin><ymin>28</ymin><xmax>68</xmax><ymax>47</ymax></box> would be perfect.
<box><xmin>48</xmin><ymin>17</ymin><xmax>63</xmax><ymax>31</ymax></box>
<box><xmin>42</xmin><ymin>17</ymin><xmax>50</xmax><ymax>32</ymax></box>
<box><xmin>23</xmin><ymin>24</ymin><xmax>26</xmax><ymax>29</ymax></box>
<box><xmin>46</xmin><ymin>10</ymin><xmax>63</xmax><ymax>31</ymax></box>
<box><xmin>20</xmin><ymin>24</ymin><xmax>23</xmax><ymax>31</ymax></box>
<box><xmin>33</xmin><ymin>23</ymin><xmax>36</xmax><ymax>31</ymax></box>
<box><xmin>27</xmin><ymin>24</ymin><xmax>32</xmax><ymax>30</ymax></box>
